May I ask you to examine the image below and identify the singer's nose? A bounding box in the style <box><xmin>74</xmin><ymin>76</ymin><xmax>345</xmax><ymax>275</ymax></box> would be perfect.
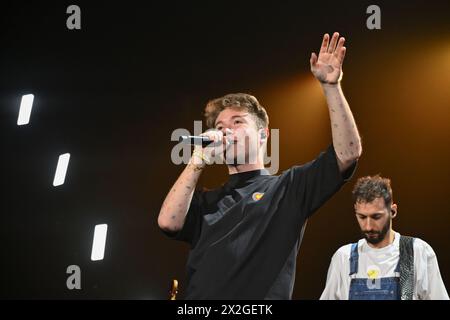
<box><xmin>224</xmin><ymin>128</ymin><xmax>233</xmax><ymax>136</ymax></box>
<box><xmin>222</xmin><ymin>128</ymin><xmax>234</xmax><ymax>145</ymax></box>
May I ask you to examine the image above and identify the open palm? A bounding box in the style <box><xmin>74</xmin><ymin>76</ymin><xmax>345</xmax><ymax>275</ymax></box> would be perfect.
<box><xmin>310</xmin><ymin>32</ymin><xmax>346</xmax><ymax>84</ymax></box>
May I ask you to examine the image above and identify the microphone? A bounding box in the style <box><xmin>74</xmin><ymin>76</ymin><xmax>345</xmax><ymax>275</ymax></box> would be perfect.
<box><xmin>179</xmin><ymin>135</ymin><xmax>215</xmax><ymax>147</ymax></box>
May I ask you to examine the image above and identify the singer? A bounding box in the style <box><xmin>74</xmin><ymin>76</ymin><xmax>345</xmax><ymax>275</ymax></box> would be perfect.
<box><xmin>158</xmin><ymin>32</ymin><xmax>362</xmax><ymax>299</ymax></box>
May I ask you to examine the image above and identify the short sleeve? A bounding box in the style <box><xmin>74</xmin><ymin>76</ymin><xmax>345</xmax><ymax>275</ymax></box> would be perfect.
<box><xmin>287</xmin><ymin>145</ymin><xmax>357</xmax><ymax>217</ymax></box>
<box><xmin>320</xmin><ymin>245</ymin><xmax>351</xmax><ymax>300</ymax></box>
<box><xmin>321</xmin><ymin>251</ymin><xmax>343</xmax><ymax>300</ymax></box>
<box><xmin>414</xmin><ymin>239</ymin><xmax>450</xmax><ymax>300</ymax></box>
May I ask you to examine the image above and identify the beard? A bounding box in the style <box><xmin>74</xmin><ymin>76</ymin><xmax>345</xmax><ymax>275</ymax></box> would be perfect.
<box><xmin>362</xmin><ymin>218</ymin><xmax>391</xmax><ymax>244</ymax></box>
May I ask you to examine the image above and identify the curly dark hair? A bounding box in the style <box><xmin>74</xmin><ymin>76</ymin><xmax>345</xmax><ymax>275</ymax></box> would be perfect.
<box><xmin>352</xmin><ymin>175</ymin><xmax>393</xmax><ymax>208</ymax></box>
<box><xmin>204</xmin><ymin>93</ymin><xmax>269</xmax><ymax>129</ymax></box>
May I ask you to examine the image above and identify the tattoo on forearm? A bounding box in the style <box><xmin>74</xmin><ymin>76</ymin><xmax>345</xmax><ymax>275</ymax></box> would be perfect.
<box><xmin>189</xmin><ymin>163</ymin><xmax>203</xmax><ymax>172</ymax></box>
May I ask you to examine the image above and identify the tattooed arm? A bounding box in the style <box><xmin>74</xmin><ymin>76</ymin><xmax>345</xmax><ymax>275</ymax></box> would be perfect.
<box><xmin>310</xmin><ymin>32</ymin><xmax>362</xmax><ymax>172</ymax></box>
<box><xmin>158</xmin><ymin>130</ymin><xmax>223</xmax><ymax>232</ymax></box>
<box><xmin>157</xmin><ymin>159</ymin><xmax>204</xmax><ymax>232</ymax></box>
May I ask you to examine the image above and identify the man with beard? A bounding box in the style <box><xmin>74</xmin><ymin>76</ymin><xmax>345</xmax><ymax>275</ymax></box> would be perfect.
<box><xmin>320</xmin><ymin>175</ymin><xmax>449</xmax><ymax>300</ymax></box>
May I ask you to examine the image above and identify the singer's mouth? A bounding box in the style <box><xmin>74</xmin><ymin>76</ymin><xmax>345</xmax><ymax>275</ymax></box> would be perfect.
<box><xmin>224</xmin><ymin>137</ymin><xmax>237</xmax><ymax>144</ymax></box>
<box><xmin>365</xmin><ymin>233</ymin><xmax>379</xmax><ymax>237</ymax></box>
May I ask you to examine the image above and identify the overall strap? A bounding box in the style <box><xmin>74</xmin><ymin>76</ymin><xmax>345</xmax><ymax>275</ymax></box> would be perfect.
<box><xmin>399</xmin><ymin>235</ymin><xmax>415</xmax><ymax>300</ymax></box>
<box><xmin>349</xmin><ymin>243</ymin><xmax>359</xmax><ymax>276</ymax></box>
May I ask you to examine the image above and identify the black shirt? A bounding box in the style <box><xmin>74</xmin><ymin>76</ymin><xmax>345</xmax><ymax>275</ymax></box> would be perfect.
<box><xmin>163</xmin><ymin>145</ymin><xmax>356</xmax><ymax>299</ymax></box>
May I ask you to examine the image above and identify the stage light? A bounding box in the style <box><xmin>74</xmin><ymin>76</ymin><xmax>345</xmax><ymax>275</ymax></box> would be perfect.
<box><xmin>53</xmin><ymin>153</ymin><xmax>71</xmax><ymax>187</ymax></box>
<box><xmin>17</xmin><ymin>94</ymin><xmax>34</xmax><ymax>125</ymax></box>
<box><xmin>91</xmin><ymin>224</ymin><xmax>108</xmax><ymax>261</ymax></box>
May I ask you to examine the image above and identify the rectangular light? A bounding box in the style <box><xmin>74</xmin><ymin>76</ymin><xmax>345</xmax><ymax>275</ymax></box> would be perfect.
<box><xmin>91</xmin><ymin>224</ymin><xmax>108</xmax><ymax>261</ymax></box>
<box><xmin>17</xmin><ymin>94</ymin><xmax>34</xmax><ymax>125</ymax></box>
<box><xmin>53</xmin><ymin>153</ymin><xmax>71</xmax><ymax>187</ymax></box>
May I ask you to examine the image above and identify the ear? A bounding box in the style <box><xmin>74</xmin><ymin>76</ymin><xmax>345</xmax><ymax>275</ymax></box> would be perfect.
<box><xmin>259</xmin><ymin>128</ymin><xmax>269</xmax><ymax>142</ymax></box>
<box><xmin>390</xmin><ymin>203</ymin><xmax>398</xmax><ymax>219</ymax></box>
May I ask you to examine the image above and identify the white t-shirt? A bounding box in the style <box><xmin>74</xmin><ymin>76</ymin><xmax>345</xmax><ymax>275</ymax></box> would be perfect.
<box><xmin>320</xmin><ymin>232</ymin><xmax>449</xmax><ymax>300</ymax></box>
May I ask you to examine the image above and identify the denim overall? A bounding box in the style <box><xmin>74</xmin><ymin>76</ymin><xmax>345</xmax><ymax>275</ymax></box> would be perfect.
<box><xmin>348</xmin><ymin>236</ymin><xmax>415</xmax><ymax>300</ymax></box>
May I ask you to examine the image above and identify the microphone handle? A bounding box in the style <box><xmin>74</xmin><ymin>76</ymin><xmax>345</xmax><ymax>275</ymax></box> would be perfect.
<box><xmin>179</xmin><ymin>135</ymin><xmax>214</xmax><ymax>147</ymax></box>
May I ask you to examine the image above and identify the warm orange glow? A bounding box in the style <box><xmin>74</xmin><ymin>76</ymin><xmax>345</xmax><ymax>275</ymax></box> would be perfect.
<box><xmin>257</xmin><ymin>74</ymin><xmax>331</xmax><ymax>167</ymax></box>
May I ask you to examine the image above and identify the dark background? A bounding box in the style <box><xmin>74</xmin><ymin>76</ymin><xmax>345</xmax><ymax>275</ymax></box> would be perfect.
<box><xmin>1</xmin><ymin>0</ymin><xmax>449</xmax><ymax>299</ymax></box>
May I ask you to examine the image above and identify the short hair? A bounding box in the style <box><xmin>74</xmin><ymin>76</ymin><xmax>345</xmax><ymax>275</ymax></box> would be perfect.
<box><xmin>204</xmin><ymin>93</ymin><xmax>269</xmax><ymax>129</ymax></box>
<box><xmin>352</xmin><ymin>175</ymin><xmax>393</xmax><ymax>208</ymax></box>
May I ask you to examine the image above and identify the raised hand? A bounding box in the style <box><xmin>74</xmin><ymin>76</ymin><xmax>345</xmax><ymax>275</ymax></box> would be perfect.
<box><xmin>310</xmin><ymin>32</ymin><xmax>346</xmax><ymax>84</ymax></box>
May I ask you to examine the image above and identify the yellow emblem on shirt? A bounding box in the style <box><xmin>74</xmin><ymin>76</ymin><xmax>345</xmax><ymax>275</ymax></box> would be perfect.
<box><xmin>252</xmin><ymin>192</ymin><xmax>264</xmax><ymax>201</ymax></box>
<box><xmin>367</xmin><ymin>269</ymin><xmax>380</xmax><ymax>279</ymax></box>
